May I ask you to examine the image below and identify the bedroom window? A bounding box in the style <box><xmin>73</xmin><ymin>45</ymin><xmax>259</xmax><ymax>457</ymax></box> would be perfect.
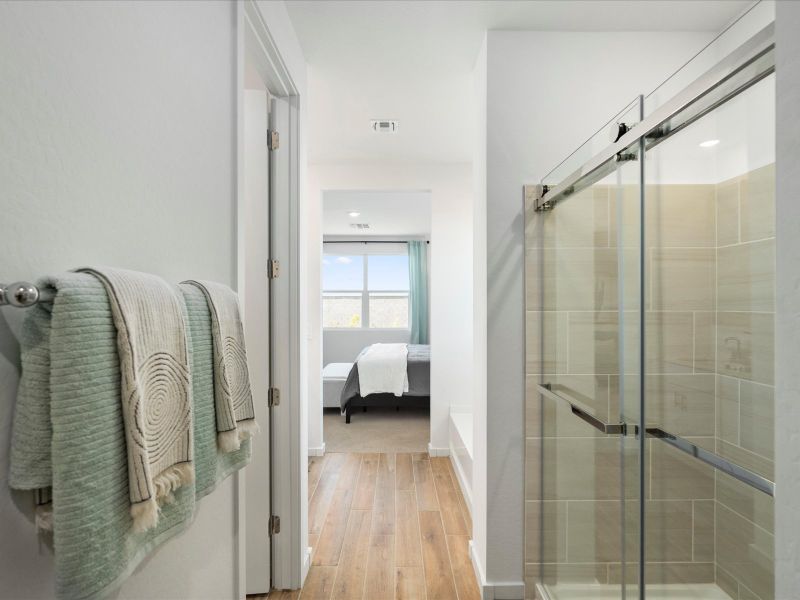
<box><xmin>322</xmin><ymin>250</ymin><xmax>409</xmax><ymax>329</ymax></box>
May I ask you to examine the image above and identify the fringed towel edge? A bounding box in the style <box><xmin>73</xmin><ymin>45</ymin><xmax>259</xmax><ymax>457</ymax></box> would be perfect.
<box><xmin>35</xmin><ymin>503</ymin><xmax>54</xmax><ymax>532</ymax></box>
<box><xmin>131</xmin><ymin>463</ymin><xmax>195</xmax><ymax>532</ymax></box>
<box><xmin>217</xmin><ymin>419</ymin><xmax>259</xmax><ymax>453</ymax></box>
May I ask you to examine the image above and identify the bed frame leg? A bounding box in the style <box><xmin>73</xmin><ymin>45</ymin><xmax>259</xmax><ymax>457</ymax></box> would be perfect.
<box><xmin>363</xmin><ymin>406</ymin><xmax>367</xmax><ymax>413</ymax></box>
<box><xmin>346</xmin><ymin>405</ymin><xmax>351</xmax><ymax>424</ymax></box>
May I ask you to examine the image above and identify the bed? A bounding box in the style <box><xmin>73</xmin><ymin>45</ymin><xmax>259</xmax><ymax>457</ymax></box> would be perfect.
<box><xmin>339</xmin><ymin>344</ymin><xmax>430</xmax><ymax>423</ymax></box>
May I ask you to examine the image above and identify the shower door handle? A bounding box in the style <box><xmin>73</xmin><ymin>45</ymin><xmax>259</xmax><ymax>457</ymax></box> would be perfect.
<box><xmin>646</xmin><ymin>427</ymin><xmax>775</xmax><ymax>497</ymax></box>
<box><xmin>536</xmin><ymin>383</ymin><xmax>628</xmax><ymax>436</ymax></box>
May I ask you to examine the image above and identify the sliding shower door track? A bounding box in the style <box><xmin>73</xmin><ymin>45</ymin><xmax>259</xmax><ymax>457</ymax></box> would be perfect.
<box><xmin>530</xmin><ymin>22</ymin><xmax>775</xmax><ymax>212</ymax></box>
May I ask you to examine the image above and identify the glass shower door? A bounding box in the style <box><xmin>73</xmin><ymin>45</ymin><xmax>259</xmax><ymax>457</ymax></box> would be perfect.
<box><xmin>525</xmin><ymin>14</ymin><xmax>776</xmax><ymax>600</ymax></box>
<box><xmin>524</xmin><ymin>100</ymin><xmax>644</xmax><ymax>600</ymax></box>
<box><xmin>641</xmin><ymin>68</ymin><xmax>776</xmax><ymax>600</ymax></box>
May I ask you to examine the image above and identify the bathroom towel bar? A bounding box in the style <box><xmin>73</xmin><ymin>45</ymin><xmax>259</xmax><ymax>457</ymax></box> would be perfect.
<box><xmin>536</xmin><ymin>382</ymin><xmax>774</xmax><ymax>496</ymax></box>
<box><xmin>536</xmin><ymin>383</ymin><xmax>627</xmax><ymax>435</ymax></box>
<box><xmin>0</xmin><ymin>282</ymin><xmax>54</xmax><ymax>308</ymax></box>
<box><xmin>646</xmin><ymin>427</ymin><xmax>775</xmax><ymax>497</ymax></box>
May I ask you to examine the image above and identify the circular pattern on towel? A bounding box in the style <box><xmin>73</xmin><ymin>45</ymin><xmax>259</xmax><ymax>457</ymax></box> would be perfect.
<box><xmin>223</xmin><ymin>336</ymin><xmax>252</xmax><ymax>414</ymax></box>
<box><xmin>135</xmin><ymin>352</ymin><xmax>191</xmax><ymax>463</ymax></box>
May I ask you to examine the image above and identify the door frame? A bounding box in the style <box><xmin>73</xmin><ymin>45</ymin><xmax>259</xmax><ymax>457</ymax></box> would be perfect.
<box><xmin>236</xmin><ymin>1</ymin><xmax>304</xmax><ymax>595</ymax></box>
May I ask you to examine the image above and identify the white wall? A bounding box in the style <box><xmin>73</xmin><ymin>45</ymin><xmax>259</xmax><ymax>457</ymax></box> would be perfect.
<box><xmin>0</xmin><ymin>2</ymin><xmax>237</xmax><ymax>598</ymax></box>
<box><xmin>470</xmin><ymin>35</ymin><xmax>490</xmax><ymax>595</ymax></box>
<box><xmin>323</xmin><ymin>329</ymin><xmax>411</xmax><ymax>365</ymax></box>
<box><xmin>775</xmin><ymin>1</ymin><xmax>800</xmax><ymax>596</ymax></box>
<box><xmin>473</xmin><ymin>29</ymin><xmax>715</xmax><ymax>598</ymax></box>
<box><xmin>307</xmin><ymin>163</ymin><xmax>472</xmax><ymax>455</ymax></box>
<box><xmin>0</xmin><ymin>1</ymin><xmax>307</xmax><ymax>597</ymax></box>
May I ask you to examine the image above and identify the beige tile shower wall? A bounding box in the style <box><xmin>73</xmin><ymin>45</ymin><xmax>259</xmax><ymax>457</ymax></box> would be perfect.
<box><xmin>714</xmin><ymin>164</ymin><xmax>776</xmax><ymax>600</ymax></box>
<box><xmin>524</xmin><ymin>182</ymin><xmax>718</xmax><ymax>596</ymax></box>
<box><xmin>526</xmin><ymin>168</ymin><xmax>776</xmax><ymax>599</ymax></box>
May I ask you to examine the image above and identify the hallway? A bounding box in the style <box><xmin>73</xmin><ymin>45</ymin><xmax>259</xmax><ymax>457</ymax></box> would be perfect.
<box><xmin>300</xmin><ymin>452</ymin><xmax>478</xmax><ymax>600</ymax></box>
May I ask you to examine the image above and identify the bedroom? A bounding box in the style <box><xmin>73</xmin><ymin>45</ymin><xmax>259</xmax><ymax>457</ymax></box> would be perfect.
<box><xmin>319</xmin><ymin>190</ymin><xmax>433</xmax><ymax>452</ymax></box>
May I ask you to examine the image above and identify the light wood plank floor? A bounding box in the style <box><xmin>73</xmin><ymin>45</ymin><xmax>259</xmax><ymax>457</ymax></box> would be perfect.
<box><xmin>256</xmin><ymin>452</ymin><xmax>479</xmax><ymax>600</ymax></box>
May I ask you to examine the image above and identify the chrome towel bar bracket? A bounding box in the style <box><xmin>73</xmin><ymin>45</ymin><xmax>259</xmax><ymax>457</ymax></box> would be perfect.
<box><xmin>536</xmin><ymin>383</ymin><xmax>628</xmax><ymax>435</ymax></box>
<box><xmin>0</xmin><ymin>282</ymin><xmax>53</xmax><ymax>308</ymax></box>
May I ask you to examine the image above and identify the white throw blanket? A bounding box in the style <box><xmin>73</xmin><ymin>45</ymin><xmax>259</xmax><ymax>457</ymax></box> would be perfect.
<box><xmin>356</xmin><ymin>343</ymin><xmax>409</xmax><ymax>397</ymax></box>
<box><xmin>181</xmin><ymin>280</ymin><xmax>258</xmax><ymax>452</ymax></box>
<box><xmin>79</xmin><ymin>267</ymin><xmax>194</xmax><ymax>532</ymax></box>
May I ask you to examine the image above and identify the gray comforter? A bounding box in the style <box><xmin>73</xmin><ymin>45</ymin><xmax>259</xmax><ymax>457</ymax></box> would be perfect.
<box><xmin>340</xmin><ymin>344</ymin><xmax>431</xmax><ymax>410</ymax></box>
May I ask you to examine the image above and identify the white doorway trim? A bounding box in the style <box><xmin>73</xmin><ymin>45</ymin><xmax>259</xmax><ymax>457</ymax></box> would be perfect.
<box><xmin>236</xmin><ymin>0</ymin><xmax>304</xmax><ymax>595</ymax></box>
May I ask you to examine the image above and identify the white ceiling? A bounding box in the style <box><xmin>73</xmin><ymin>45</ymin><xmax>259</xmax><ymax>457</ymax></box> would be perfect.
<box><xmin>286</xmin><ymin>0</ymin><xmax>752</xmax><ymax>164</ymax></box>
<box><xmin>323</xmin><ymin>190</ymin><xmax>432</xmax><ymax>236</ymax></box>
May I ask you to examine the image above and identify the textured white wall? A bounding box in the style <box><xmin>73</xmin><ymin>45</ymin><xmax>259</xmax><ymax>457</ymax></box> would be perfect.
<box><xmin>477</xmin><ymin>29</ymin><xmax>715</xmax><ymax>596</ymax></box>
<box><xmin>307</xmin><ymin>163</ymin><xmax>472</xmax><ymax>455</ymax></box>
<box><xmin>775</xmin><ymin>1</ymin><xmax>800</xmax><ymax>595</ymax></box>
<box><xmin>0</xmin><ymin>2</ymin><xmax>239</xmax><ymax>598</ymax></box>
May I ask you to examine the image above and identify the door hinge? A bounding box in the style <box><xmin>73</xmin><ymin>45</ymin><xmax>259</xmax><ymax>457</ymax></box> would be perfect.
<box><xmin>269</xmin><ymin>515</ymin><xmax>281</xmax><ymax>536</ymax></box>
<box><xmin>268</xmin><ymin>259</ymin><xmax>280</xmax><ymax>279</ymax></box>
<box><xmin>268</xmin><ymin>387</ymin><xmax>281</xmax><ymax>407</ymax></box>
<box><xmin>268</xmin><ymin>130</ymin><xmax>280</xmax><ymax>151</ymax></box>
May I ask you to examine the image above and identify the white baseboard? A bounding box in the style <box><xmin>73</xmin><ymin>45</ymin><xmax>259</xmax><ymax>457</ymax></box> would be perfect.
<box><xmin>468</xmin><ymin>540</ymin><xmax>525</xmax><ymax>600</ymax></box>
<box><xmin>469</xmin><ymin>540</ymin><xmax>487</xmax><ymax>598</ymax></box>
<box><xmin>448</xmin><ymin>449</ymin><xmax>473</xmax><ymax>516</ymax></box>
<box><xmin>301</xmin><ymin>545</ymin><xmax>312</xmax><ymax>585</ymax></box>
<box><xmin>428</xmin><ymin>442</ymin><xmax>450</xmax><ymax>457</ymax></box>
<box><xmin>308</xmin><ymin>443</ymin><xmax>326</xmax><ymax>457</ymax></box>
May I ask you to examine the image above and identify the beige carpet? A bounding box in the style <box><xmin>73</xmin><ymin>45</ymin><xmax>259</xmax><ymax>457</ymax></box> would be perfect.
<box><xmin>323</xmin><ymin>407</ymin><xmax>430</xmax><ymax>453</ymax></box>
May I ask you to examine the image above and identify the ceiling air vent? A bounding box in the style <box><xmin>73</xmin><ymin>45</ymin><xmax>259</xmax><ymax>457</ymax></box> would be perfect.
<box><xmin>371</xmin><ymin>119</ymin><xmax>399</xmax><ymax>134</ymax></box>
<box><xmin>350</xmin><ymin>223</ymin><xmax>370</xmax><ymax>230</ymax></box>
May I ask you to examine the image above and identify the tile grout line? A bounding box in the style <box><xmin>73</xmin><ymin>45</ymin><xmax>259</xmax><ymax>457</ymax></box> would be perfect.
<box><xmin>328</xmin><ymin>455</ymin><xmax>363</xmax><ymax>600</ymax></box>
<box><xmin>691</xmin><ymin>500</ymin><xmax>695</xmax><ymax>563</ymax></box>
<box><xmin>387</xmin><ymin>453</ymin><xmax>397</xmax><ymax>600</ymax></box>
<box><xmin>364</xmin><ymin>453</ymin><xmax>386</xmax><ymax>600</ymax></box>
<box><xmin>412</xmin><ymin>455</ymin><xmax>430</xmax><ymax>600</ymax></box>
<box><xmin>309</xmin><ymin>454</ymin><xmax>344</xmax><ymax>541</ymax></box>
<box><xmin>393</xmin><ymin>455</ymin><xmax>403</xmax><ymax>600</ymax></box>
<box><xmin>429</xmin><ymin>457</ymin><xmax>461</xmax><ymax>600</ymax></box>
<box><xmin>308</xmin><ymin>455</ymin><xmax>329</xmax><ymax>506</ymax></box>
<box><xmin>446</xmin><ymin>457</ymin><xmax>472</xmax><ymax>537</ymax></box>
<box><xmin>308</xmin><ymin>454</ymin><xmax>333</xmax><ymax>508</ymax></box>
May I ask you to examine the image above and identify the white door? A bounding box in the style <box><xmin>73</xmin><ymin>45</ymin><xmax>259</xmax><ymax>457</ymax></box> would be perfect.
<box><xmin>244</xmin><ymin>88</ymin><xmax>271</xmax><ymax>594</ymax></box>
<box><xmin>268</xmin><ymin>95</ymin><xmax>295</xmax><ymax>591</ymax></box>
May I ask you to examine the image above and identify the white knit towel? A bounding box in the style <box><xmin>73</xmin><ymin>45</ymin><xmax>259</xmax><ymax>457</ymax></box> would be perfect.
<box><xmin>181</xmin><ymin>280</ymin><xmax>258</xmax><ymax>452</ymax></box>
<box><xmin>79</xmin><ymin>267</ymin><xmax>194</xmax><ymax>532</ymax></box>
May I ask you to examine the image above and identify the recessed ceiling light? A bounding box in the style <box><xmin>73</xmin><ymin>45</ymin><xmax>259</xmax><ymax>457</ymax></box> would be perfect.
<box><xmin>348</xmin><ymin>211</ymin><xmax>361</xmax><ymax>218</ymax></box>
<box><xmin>699</xmin><ymin>139</ymin><xmax>720</xmax><ymax>148</ymax></box>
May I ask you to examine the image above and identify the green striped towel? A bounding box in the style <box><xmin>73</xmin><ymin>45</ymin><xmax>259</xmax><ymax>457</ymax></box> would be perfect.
<box><xmin>9</xmin><ymin>272</ymin><xmax>250</xmax><ymax>599</ymax></box>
